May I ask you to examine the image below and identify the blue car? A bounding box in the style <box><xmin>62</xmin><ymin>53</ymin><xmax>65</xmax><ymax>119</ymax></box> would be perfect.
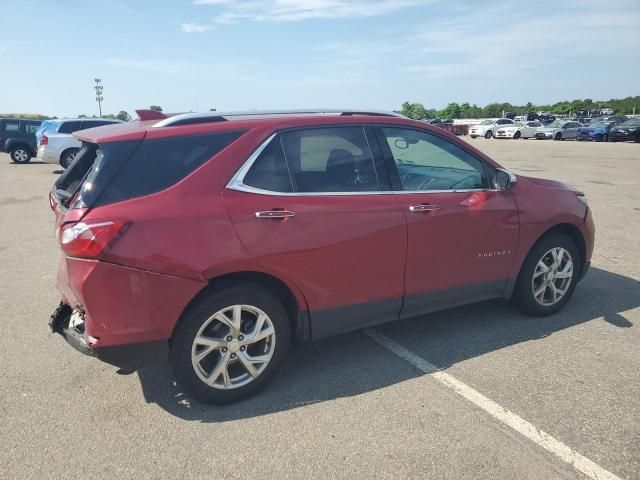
<box><xmin>576</xmin><ymin>120</ymin><xmax>619</xmax><ymax>142</ymax></box>
<box><xmin>35</xmin><ymin>119</ymin><xmax>58</xmax><ymax>146</ymax></box>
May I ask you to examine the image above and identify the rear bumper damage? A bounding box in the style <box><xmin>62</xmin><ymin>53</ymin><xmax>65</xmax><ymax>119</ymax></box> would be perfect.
<box><xmin>49</xmin><ymin>302</ymin><xmax>169</xmax><ymax>372</ymax></box>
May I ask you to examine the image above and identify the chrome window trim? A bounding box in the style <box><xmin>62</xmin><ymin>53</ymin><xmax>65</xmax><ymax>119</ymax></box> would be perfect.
<box><xmin>226</xmin><ymin>132</ymin><xmax>515</xmax><ymax>197</ymax></box>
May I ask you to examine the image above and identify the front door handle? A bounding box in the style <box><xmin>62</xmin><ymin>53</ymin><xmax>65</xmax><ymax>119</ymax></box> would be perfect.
<box><xmin>255</xmin><ymin>209</ymin><xmax>296</xmax><ymax>219</ymax></box>
<box><xmin>408</xmin><ymin>204</ymin><xmax>440</xmax><ymax>213</ymax></box>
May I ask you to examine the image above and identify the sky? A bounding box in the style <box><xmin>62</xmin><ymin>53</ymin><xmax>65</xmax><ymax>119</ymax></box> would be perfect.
<box><xmin>1</xmin><ymin>0</ymin><xmax>638</xmax><ymax>117</ymax></box>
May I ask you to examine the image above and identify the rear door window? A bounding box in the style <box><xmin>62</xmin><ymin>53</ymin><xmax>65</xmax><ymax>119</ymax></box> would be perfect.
<box><xmin>243</xmin><ymin>138</ymin><xmax>293</xmax><ymax>193</ymax></box>
<box><xmin>280</xmin><ymin>127</ymin><xmax>379</xmax><ymax>193</ymax></box>
<box><xmin>96</xmin><ymin>131</ymin><xmax>244</xmax><ymax>206</ymax></box>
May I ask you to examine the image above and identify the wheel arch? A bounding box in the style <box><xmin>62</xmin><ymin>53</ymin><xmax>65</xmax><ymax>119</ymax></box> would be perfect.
<box><xmin>173</xmin><ymin>270</ymin><xmax>311</xmax><ymax>344</ymax></box>
<box><xmin>59</xmin><ymin>146</ymin><xmax>80</xmax><ymax>162</ymax></box>
<box><xmin>505</xmin><ymin>222</ymin><xmax>587</xmax><ymax>299</ymax></box>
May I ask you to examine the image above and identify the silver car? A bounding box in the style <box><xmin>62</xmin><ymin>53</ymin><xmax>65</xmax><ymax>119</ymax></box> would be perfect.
<box><xmin>534</xmin><ymin>120</ymin><xmax>583</xmax><ymax>141</ymax></box>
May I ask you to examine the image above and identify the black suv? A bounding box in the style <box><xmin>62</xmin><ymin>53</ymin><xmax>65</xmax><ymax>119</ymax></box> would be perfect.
<box><xmin>0</xmin><ymin>118</ymin><xmax>41</xmax><ymax>163</ymax></box>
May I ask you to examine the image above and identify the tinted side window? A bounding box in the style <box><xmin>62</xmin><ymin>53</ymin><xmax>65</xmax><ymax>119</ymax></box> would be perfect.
<box><xmin>280</xmin><ymin>127</ymin><xmax>379</xmax><ymax>193</ymax></box>
<box><xmin>3</xmin><ymin>121</ymin><xmax>19</xmax><ymax>133</ymax></box>
<box><xmin>83</xmin><ymin>121</ymin><xmax>114</xmax><ymax>129</ymax></box>
<box><xmin>381</xmin><ymin>127</ymin><xmax>488</xmax><ymax>191</ymax></box>
<box><xmin>58</xmin><ymin>121</ymin><xmax>83</xmax><ymax>134</ymax></box>
<box><xmin>97</xmin><ymin>131</ymin><xmax>243</xmax><ymax>205</ymax></box>
<box><xmin>243</xmin><ymin>138</ymin><xmax>293</xmax><ymax>193</ymax></box>
<box><xmin>25</xmin><ymin>122</ymin><xmax>40</xmax><ymax>134</ymax></box>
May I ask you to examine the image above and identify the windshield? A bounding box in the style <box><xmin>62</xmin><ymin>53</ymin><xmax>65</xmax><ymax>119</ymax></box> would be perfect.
<box><xmin>546</xmin><ymin>121</ymin><xmax>563</xmax><ymax>128</ymax></box>
<box><xmin>589</xmin><ymin>122</ymin><xmax>607</xmax><ymax>128</ymax></box>
<box><xmin>621</xmin><ymin>119</ymin><xmax>640</xmax><ymax>126</ymax></box>
<box><xmin>479</xmin><ymin>120</ymin><xmax>494</xmax><ymax>125</ymax></box>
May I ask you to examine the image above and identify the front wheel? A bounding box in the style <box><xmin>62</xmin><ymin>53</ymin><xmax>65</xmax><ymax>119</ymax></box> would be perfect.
<box><xmin>512</xmin><ymin>234</ymin><xmax>580</xmax><ymax>316</ymax></box>
<box><xmin>554</xmin><ymin>133</ymin><xmax>562</xmax><ymax>141</ymax></box>
<box><xmin>484</xmin><ymin>130</ymin><xmax>493</xmax><ymax>139</ymax></box>
<box><xmin>10</xmin><ymin>146</ymin><xmax>31</xmax><ymax>163</ymax></box>
<box><xmin>603</xmin><ymin>134</ymin><xmax>608</xmax><ymax>142</ymax></box>
<box><xmin>170</xmin><ymin>284</ymin><xmax>291</xmax><ymax>404</ymax></box>
<box><xmin>513</xmin><ymin>131</ymin><xmax>521</xmax><ymax>139</ymax></box>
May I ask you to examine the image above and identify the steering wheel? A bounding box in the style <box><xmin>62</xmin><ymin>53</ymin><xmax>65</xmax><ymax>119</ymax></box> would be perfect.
<box><xmin>449</xmin><ymin>175</ymin><xmax>478</xmax><ymax>190</ymax></box>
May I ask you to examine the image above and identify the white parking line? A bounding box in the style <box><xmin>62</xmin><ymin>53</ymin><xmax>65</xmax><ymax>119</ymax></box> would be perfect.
<box><xmin>363</xmin><ymin>329</ymin><xmax>624</xmax><ymax>480</ymax></box>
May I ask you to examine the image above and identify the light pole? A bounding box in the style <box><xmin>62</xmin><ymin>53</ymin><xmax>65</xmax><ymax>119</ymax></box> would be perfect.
<box><xmin>94</xmin><ymin>78</ymin><xmax>103</xmax><ymax>117</ymax></box>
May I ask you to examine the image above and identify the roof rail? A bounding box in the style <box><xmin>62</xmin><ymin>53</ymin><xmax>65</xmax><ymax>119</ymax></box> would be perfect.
<box><xmin>151</xmin><ymin>109</ymin><xmax>405</xmax><ymax>128</ymax></box>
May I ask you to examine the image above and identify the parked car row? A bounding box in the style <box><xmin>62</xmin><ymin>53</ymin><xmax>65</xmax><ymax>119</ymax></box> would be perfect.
<box><xmin>474</xmin><ymin>117</ymin><xmax>640</xmax><ymax>142</ymax></box>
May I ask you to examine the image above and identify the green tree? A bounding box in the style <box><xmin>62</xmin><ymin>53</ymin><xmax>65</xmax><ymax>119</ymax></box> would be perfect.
<box><xmin>438</xmin><ymin>102</ymin><xmax>461</xmax><ymax>119</ymax></box>
<box><xmin>149</xmin><ymin>105</ymin><xmax>163</xmax><ymax>112</ymax></box>
<box><xmin>116</xmin><ymin>110</ymin><xmax>131</xmax><ymax>121</ymax></box>
<box><xmin>400</xmin><ymin>101</ymin><xmax>429</xmax><ymax>120</ymax></box>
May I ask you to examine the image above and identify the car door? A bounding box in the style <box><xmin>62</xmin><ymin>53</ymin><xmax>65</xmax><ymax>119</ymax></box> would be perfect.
<box><xmin>223</xmin><ymin>125</ymin><xmax>407</xmax><ymax>338</ymax></box>
<box><xmin>564</xmin><ymin>122</ymin><xmax>580</xmax><ymax>139</ymax></box>
<box><xmin>374</xmin><ymin>126</ymin><xmax>519</xmax><ymax>319</ymax></box>
<box><xmin>525</xmin><ymin>122</ymin><xmax>542</xmax><ymax>137</ymax></box>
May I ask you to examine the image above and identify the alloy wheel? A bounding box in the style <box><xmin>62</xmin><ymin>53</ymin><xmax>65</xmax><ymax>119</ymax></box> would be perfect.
<box><xmin>13</xmin><ymin>149</ymin><xmax>28</xmax><ymax>162</ymax></box>
<box><xmin>531</xmin><ymin>247</ymin><xmax>574</xmax><ymax>306</ymax></box>
<box><xmin>191</xmin><ymin>304</ymin><xmax>276</xmax><ymax>390</ymax></box>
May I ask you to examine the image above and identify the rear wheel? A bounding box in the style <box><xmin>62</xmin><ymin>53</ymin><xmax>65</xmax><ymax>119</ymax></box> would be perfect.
<box><xmin>554</xmin><ymin>133</ymin><xmax>562</xmax><ymax>141</ymax></box>
<box><xmin>512</xmin><ymin>234</ymin><xmax>580</xmax><ymax>316</ymax></box>
<box><xmin>60</xmin><ymin>148</ymin><xmax>80</xmax><ymax>169</ymax></box>
<box><xmin>170</xmin><ymin>284</ymin><xmax>291</xmax><ymax>404</ymax></box>
<box><xmin>10</xmin><ymin>146</ymin><xmax>31</xmax><ymax>163</ymax></box>
<box><xmin>484</xmin><ymin>130</ymin><xmax>493</xmax><ymax>139</ymax></box>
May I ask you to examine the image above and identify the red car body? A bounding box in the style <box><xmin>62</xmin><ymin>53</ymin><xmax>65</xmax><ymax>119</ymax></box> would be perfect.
<box><xmin>49</xmin><ymin>111</ymin><xmax>594</xmax><ymax>371</ymax></box>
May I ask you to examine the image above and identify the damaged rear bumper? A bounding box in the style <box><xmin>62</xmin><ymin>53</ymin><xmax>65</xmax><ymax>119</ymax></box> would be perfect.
<box><xmin>49</xmin><ymin>302</ymin><xmax>168</xmax><ymax>372</ymax></box>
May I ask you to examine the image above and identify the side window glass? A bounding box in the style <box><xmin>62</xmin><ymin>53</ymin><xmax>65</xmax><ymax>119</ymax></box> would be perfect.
<box><xmin>280</xmin><ymin>127</ymin><xmax>379</xmax><ymax>193</ymax></box>
<box><xmin>97</xmin><ymin>131</ymin><xmax>243</xmax><ymax>205</ymax></box>
<box><xmin>58</xmin><ymin>121</ymin><xmax>82</xmax><ymax>134</ymax></box>
<box><xmin>25</xmin><ymin>123</ymin><xmax>40</xmax><ymax>134</ymax></box>
<box><xmin>243</xmin><ymin>138</ymin><xmax>293</xmax><ymax>193</ymax></box>
<box><xmin>4</xmin><ymin>121</ymin><xmax>19</xmax><ymax>133</ymax></box>
<box><xmin>381</xmin><ymin>127</ymin><xmax>488</xmax><ymax>191</ymax></box>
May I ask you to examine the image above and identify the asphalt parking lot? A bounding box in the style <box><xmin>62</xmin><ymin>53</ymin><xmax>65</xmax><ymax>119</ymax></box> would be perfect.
<box><xmin>1</xmin><ymin>139</ymin><xmax>638</xmax><ymax>480</ymax></box>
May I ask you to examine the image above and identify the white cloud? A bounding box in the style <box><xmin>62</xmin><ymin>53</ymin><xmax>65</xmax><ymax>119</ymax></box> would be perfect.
<box><xmin>180</xmin><ymin>22</ymin><xmax>213</xmax><ymax>33</ymax></box>
<box><xmin>193</xmin><ymin>0</ymin><xmax>429</xmax><ymax>23</ymax></box>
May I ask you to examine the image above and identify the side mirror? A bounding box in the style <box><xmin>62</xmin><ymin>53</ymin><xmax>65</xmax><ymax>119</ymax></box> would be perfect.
<box><xmin>494</xmin><ymin>168</ymin><xmax>517</xmax><ymax>191</ymax></box>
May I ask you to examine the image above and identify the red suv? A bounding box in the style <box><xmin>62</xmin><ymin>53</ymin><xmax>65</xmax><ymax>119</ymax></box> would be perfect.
<box><xmin>49</xmin><ymin>109</ymin><xmax>595</xmax><ymax>404</ymax></box>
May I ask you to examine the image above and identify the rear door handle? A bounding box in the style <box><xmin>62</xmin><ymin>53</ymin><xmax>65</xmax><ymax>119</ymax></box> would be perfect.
<box><xmin>408</xmin><ymin>204</ymin><xmax>440</xmax><ymax>213</ymax></box>
<box><xmin>255</xmin><ymin>209</ymin><xmax>296</xmax><ymax>219</ymax></box>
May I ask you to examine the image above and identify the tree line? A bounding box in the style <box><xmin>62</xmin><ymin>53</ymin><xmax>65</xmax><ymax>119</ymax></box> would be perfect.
<box><xmin>400</xmin><ymin>96</ymin><xmax>640</xmax><ymax>120</ymax></box>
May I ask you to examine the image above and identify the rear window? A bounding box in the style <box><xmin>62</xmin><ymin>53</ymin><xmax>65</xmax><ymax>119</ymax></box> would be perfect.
<box><xmin>96</xmin><ymin>131</ymin><xmax>243</xmax><ymax>206</ymax></box>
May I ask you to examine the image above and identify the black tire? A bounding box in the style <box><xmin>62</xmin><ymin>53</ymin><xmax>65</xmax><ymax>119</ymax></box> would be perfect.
<box><xmin>484</xmin><ymin>130</ymin><xmax>493</xmax><ymax>139</ymax></box>
<box><xmin>603</xmin><ymin>134</ymin><xmax>608</xmax><ymax>142</ymax></box>
<box><xmin>10</xmin><ymin>146</ymin><xmax>31</xmax><ymax>164</ymax></box>
<box><xmin>514</xmin><ymin>131</ymin><xmax>521</xmax><ymax>139</ymax></box>
<box><xmin>170</xmin><ymin>283</ymin><xmax>291</xmax><ymax>404</ymax></box>
<box><xmin>554</xmin><ymin>133</ymin><xmax>562</xmax><ymax>141</ymax></box>
<box><xmin>512</xmin><ymin>234</ymin><xmax>581</xmax><ymax>317</ymax></box>
<box><xmin>60</xmin><ymin>148</ymin><xmax>80</xmax><ymax>169</ymax></box>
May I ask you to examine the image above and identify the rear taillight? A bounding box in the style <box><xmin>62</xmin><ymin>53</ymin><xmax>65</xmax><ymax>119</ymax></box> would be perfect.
<box><xmin>41</xmin><ymin>134</ymin><xmax>48</xmax><ymax>145</ymax></box>
<box><xmin>60</xmin><ymin>220</ymin><xmax>128</xmax><ymax>259</ymax></box>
